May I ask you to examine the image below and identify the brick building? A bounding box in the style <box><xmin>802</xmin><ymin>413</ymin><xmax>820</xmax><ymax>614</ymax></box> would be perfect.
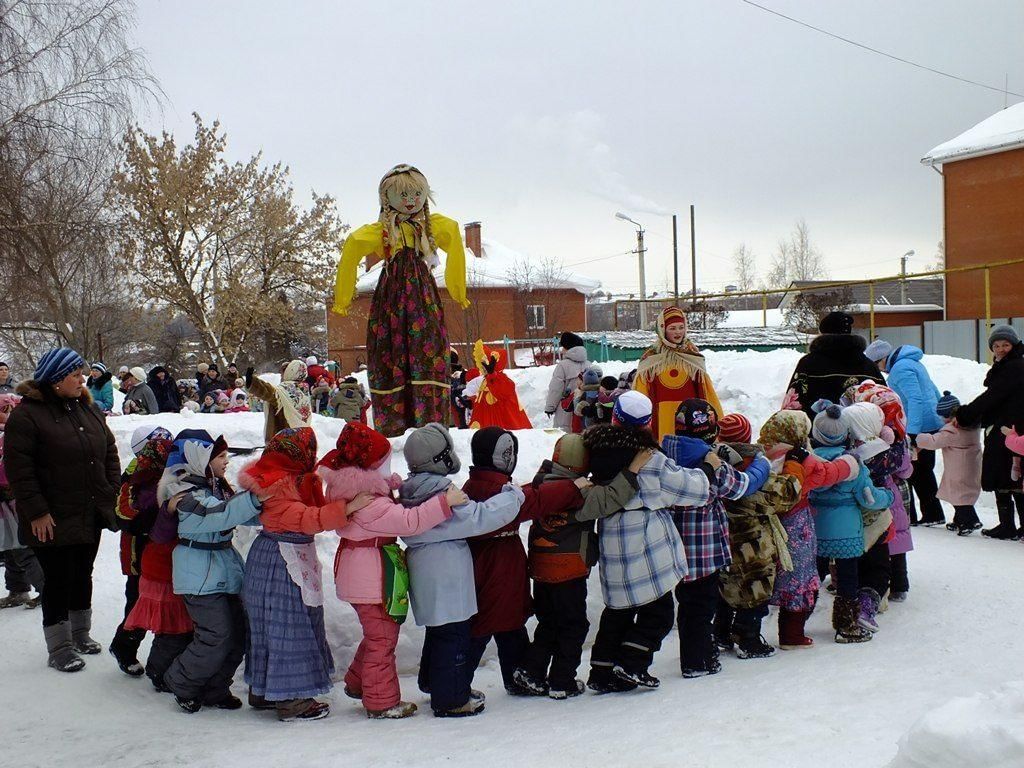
<box><xmin>326</xmin><ymin>222</ymin><xmax>599</xmax><ymax>371</ymax></box>
<box><xmin>922</xmin><ymin>102</ymin><xmax>1024</xmax><ymax>320</ymax></box>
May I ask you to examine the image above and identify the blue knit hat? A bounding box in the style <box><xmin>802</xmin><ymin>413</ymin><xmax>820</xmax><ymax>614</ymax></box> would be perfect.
<box><xmin>34</xmin><ymin>348</ymin><xmax>85</xmax><ymax>385</ymax></box>
<box><xmin>90</xmin><ymin>362</ymin><xmax>107</xmax><ymax>375</ymax></box>
<box><xmin>936</xmin><ymin>391</ymin><xmax>960</xmax><ymax>418</ymax></box>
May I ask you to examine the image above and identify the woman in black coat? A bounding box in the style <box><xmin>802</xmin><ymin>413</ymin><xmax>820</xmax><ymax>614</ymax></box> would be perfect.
<box><xmin>148</xmin><ymin>365</ymin><xmax>182</xmax><ymax>413</ymax></box>
<box><xmin>5</xmin><ymin>348</ymin><xmax>120</xmax><ymax>672</ymax></box>
<box><xmin>956</xmin><ymin>325</ymin><xmax>1024</xmax><ymax>540</ymax></box>
<box><xmin>783</xmin><ymin>312</ymin><xmax>885</xmax><ymax>416</ymax></box>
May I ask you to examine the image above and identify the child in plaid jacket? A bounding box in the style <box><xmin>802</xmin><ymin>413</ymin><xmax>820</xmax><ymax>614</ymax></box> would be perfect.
<box><xmin>582</xmin><ymin>396</ymin><xmax>721</xmax><ymax>693</ymax></box>
<box><xmin>663</xmin><ymin>399</ymin><xmax>771</xmax><ymax>677</ymax></box>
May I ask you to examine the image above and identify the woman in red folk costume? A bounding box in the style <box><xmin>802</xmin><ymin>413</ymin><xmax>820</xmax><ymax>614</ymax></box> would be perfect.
<box><xmin>633</xmin><ymin>307</ymin><xmax>723</xmax><ymax>442</ymax></box>
<box><xmin>332</xmin><ymin>165</ymin><xmax>469</xmax><ymax>437</ymax></box>
<box><xmin>468</xmin><ymin>341</ymin><xmax>532</xmax><ymax>431</ymax></box>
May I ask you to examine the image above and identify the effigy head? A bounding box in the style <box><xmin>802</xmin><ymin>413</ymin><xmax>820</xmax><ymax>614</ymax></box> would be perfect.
<box><xmin>379</xmin><ymin>164</ymin><xmax>432</xmax><ymax>216</ymax></box>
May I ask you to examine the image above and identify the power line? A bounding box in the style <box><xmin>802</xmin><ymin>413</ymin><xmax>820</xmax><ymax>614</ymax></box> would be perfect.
<box><xmin>739</xmin><ymin>0</ymin><xmax>1024</xmax><ymax>98</ymax></box>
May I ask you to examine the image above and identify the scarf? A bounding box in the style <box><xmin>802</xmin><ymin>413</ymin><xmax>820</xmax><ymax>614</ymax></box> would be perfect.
<box><xmin>118</xmin><ymin>438</ymin><xmax>173</xmax><ymax>523</ymax></box>
<box><xmin>635</xmin><ymin>307</ymin><xmax>709</xmax><ymax>385</ymax></box>
<box><xmin>241</xmin><ymin>426</ymin><xmax>324</xmax><ymax>506</ymax></box>
<box><xmin>758</xmin><ymin>409</ymin><xmax>812</xmax><ymax>454</ymax></box>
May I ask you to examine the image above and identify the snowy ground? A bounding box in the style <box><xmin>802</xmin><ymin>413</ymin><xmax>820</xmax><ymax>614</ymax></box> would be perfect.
<box><xmin>2</xmin><ymin>350</ymin><xmax>1022</xmax><ymax>768</ymax></box>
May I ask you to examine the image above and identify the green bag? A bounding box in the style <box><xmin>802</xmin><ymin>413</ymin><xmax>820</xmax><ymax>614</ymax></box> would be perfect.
<box><xmin>381</xmin><ymin>543</ymin><xmax>410</xmax><ymax>625</ymax></box>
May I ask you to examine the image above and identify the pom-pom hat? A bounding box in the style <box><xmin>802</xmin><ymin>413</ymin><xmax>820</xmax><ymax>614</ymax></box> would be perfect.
<box><xmin>320</xmin><ymin>421</ymin><xmax>392</xmax><ymax>470</ymax></box>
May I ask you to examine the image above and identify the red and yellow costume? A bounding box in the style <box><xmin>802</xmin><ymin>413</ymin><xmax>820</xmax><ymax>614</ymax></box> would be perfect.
<box><xmin>468</xmin><ymin>341</ymin><xmax>532</xmax><ymax>431</ymax></box>
<box><xmin>633</xmin><ymin>307</ymin><xmax>722</xmax><ymax>442</ymax></box>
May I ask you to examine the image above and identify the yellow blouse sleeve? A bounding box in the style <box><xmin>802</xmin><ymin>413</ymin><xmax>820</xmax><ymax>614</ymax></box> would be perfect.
<box><xmin>332</xmin><ymin>223</ymin><xmax>384</xmax><ymax>316</ymax></box>
<box><xmin>702</xmin><ymin>372</ymin><xmax>724</xmax><ymax>420</ymax></box>
<box><xmin>430</xmin><ymin>213</ymin><xmax>470</xmax><ymax>309</ymax></box>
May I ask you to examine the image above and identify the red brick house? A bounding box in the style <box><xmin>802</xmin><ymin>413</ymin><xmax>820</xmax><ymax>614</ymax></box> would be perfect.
<box><xmin>326</xmin><ymin>222</ymin><xmax>600</xmax><ymax>371</ymax></box>
<box><xmin>922</xmin><ymin>103</ymin><xmax>1024</xmax><ymax>320</ymax></box>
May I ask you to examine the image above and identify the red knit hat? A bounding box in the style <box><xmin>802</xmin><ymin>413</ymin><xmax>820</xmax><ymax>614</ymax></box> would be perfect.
<box><xmin>319</xmin><ymin>422</ymin><xmax>392</xmax><ymax>470</ymax></box>
<box><xmin>719</xmin><ymin>413</ymin><xmax>752</xmax><ymax>443</ymax></box>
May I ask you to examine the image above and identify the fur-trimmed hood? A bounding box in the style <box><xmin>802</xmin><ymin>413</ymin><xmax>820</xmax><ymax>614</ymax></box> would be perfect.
<box><xmin>808</xmin><ymin>333</ymin><xmax>868</xmax><ymax>356</ymax></box>
<box><xmin>16</xmin><ymin>378</ymin><xmax>94</xmax><ymax>407</ymax></box>
<box><xmin>319</xmin><ymin>464</ymin><xmax>401</xmax><ymax>519</ymax></box>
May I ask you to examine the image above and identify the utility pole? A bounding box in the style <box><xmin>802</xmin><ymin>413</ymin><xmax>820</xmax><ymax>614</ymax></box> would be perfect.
<box><xmin>636</xmin><ymin>226</ymin><xmax>647</xmax><ymax>330</ymax></box>
<box><xmin>672</xmin><ymin>214</ymin><xmax>679</xmax><ymax>300</ymax></box>
<box><xmin>689</xmin><ymin>204</ymin><xmax>697</xmax><ymax>301</ymax></box>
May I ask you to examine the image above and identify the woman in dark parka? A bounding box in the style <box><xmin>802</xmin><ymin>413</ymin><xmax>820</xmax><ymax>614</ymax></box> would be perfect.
<box><xmin>956</xmin><ymin>325</ymin><xmax>1024</xmax><ymax>540</ymax></box>
<box><xmin>5</xmin><ymin>348</ymin><xmax>120</xmax><ymax>672</ymax></box>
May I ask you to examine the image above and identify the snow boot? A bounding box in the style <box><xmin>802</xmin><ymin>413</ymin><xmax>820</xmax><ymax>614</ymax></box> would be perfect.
<box><xmin>857</xmin><ymin>588</ymin><xmax>881</xmax><ymax>633</ymax></box>
<box><xmin>175</xmin><ymin>695</ymin><xmax>202</xmax><ymax>714</ymax></box>
<box><xmin>366</xmin><ymin>701</ymin><xmax>416</xmax><ymax>720</ymax></box>
<box><xmin>69</xmin><ymin>609</ymin><xmax>102</xmax><ymax>654</ymax></box>
<box><xmin>24</xmin><ymin>595</ymin><xmax>41</xmax><ymax>609</ymax></box>
<box><xmin>109</xmin><ymin>628</ymin><xmax>146</xmax><ymax>677</ymax></box>
<box><xmin>248</xmin><ymin>690</ymin><xmax>277</xmax><ymax>710</ymax></box>
<box><xmin>433</xmin><ymin>696</ymin><xmax>484</xmax><ymax>718</ymax></box>
<box><xmin>982</xmin><ymin>524</ymin><xmax>1019</xmax><ymax>540</ymax></box>
<box><xmin>682</xmin><ymin>645</ymin><xmax>722</xmax><ymax>678</ymax></box>
<box><xmin>586</xmin><ymin>667</ymin><xmax>637</xmax><ymax>693</ymax></box>
<box><xmin>958</xmin><ymin>522</ymin><xmax>983</xmax><ymax>536</ymax></box>
<box><xmin>342</xmin><ymin>685</ymin><xmax>362</xmax><ymax>700</ymax></box>
<box><xmin>277</xmin><ymin>698</ymin><xmax>331</xmax><ymax>722</ymax></box>
<box><xmin>612</xmin><ymin>665</ymin><xmax>660</xmax><ymax>689</ymax></box>
<box><xmin>889</xmin><ymin>591</ymin><xmax>908</xmax><ymax>602</ymax></box>
<box><xmin>833</xmin><ymin>596</ymin><xmax>872</xmax><ymax>644</ymax></box>
<box><xmin>713</xmin><ymin>604</ymin><xmax>735</xmax><ymax>651</ymax></box>
<box><xmin>778</xmin><ymin>609</ymin><xmax>813</xmax><ymax>650</ymax></box>
<box><xmin>0</xmin><ymin>591</ymin><xmax>31</xmax><ymax>609</ymax></box>
<box><xmin>206</xmin><ymin>694</ymin><xmax>243</xmax><ymax>710</ymax></box>
<box><xmin>734</xmin><ymin>634</ymin><xmax>776</xmax><ymax>659</ymax></box>
<box><xmin>549</xmin><ymin>680</ymin><xmax>585</xmax><ymax>700</ymax></box>
<box><xmin>44</xmin><ymin>621</ymin><xmax>85</xmax><ymax>673</ymax></box>
<box><xmin>511</xmin><ymin>667</ymin><xmax>549</xmax><ymax>696</ymax></box>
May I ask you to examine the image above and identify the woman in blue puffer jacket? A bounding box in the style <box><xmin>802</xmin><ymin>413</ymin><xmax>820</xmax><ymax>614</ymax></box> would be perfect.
<box><xmin>865</xmin><ymin>342</ymin><xmax>945</xmax><ymax>525</ymax></box>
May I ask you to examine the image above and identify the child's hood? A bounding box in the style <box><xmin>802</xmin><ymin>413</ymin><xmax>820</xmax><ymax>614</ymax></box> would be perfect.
<box><xmin>319</xmin><ymin>464</ymin><xmax>399</xmax><ymax>505</ymax></box>
<box><xmin>398</xmin><ymin>472</ymin><xmax>453</xmax><ymax>507</ymax></box>
<box><xmin>813</xmin><ymin>445</ymin><xmax>847</xmax><ymax>462</ymax></box>
<box><xmin>661</xmin><ymin>434</ymin><xmax>712</xmax><ymax>469</ymax></box>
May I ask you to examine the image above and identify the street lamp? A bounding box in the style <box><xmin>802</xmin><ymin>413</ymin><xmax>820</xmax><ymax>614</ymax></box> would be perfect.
<box><xmin>900</xmin><ymin>249</ymin><xmax>915</xmax><ymax>305</ymax></box>
<box><xmin>615</xmin><ymin>212</ymin><xmax>648</xmax><ymax>329</ymax></box>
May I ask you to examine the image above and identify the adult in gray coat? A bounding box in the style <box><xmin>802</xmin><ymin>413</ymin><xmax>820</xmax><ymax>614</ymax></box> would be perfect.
<box><xmin>545</xmin><ymin>332</ymin><xmax>589</xmax><ymax>431</ymax></box>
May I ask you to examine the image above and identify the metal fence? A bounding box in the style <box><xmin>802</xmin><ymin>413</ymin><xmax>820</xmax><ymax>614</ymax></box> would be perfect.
<box><xmin>865</xmin><ymin>317</ymin><xmax>1024</xmax><ymax>363</ymax></box>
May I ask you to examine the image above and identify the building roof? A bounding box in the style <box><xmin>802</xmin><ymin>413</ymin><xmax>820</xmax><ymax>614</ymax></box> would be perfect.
<box><xmin>922</xmin><ymin>102</ymin><xmax>1024</xmax><ymax>165</ymax></box>
<box><xmin>778</xmin><ymin>279</ymin><xmax>944</xmax><ymax>310</ymax></box>
<box><xmin>581</xmin><ymin>326</ymin><xmax>811</xmax><ymax>350</ymax></box>
<box><xmin>355</xmin><ymin>237</ymin><xmax>601</xmax><ymax>296</ymax></box>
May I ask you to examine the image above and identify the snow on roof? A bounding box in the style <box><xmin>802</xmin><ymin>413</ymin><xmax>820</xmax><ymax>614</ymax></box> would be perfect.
<box><xmin>846</xmin><ymin>303</ymin><xmax>943</xmax><ymax>314</ymax></box>
<box><xmin>355</xmin><ymin>237</ymin><xmax>601</xmax><ymax>296</ymax></box>
<box><xmin>717</xmin><ymin>308</ymin><xmax>785</xmax><ymax>328</ymax></box>
<box><xmin>581</xmin><ymin>327</ymin><xmax>811</xmax><ymax>350</ymax></box>
<box><xmin>922</xmin><ymin>102</ymin><xmax>1024</xmax><ymax>165</ymax></box>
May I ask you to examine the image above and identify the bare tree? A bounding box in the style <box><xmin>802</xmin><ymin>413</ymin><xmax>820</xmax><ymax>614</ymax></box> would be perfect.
<box><xmin>766</xmin><ymin>219</ymin><xmax>827</xmax><ymax>288</ymax></box>
<box><xmin>932</xmin><ymin>240</ymin><xmax>945</xmax><ymax>271</ymax></box>
<box><xmin>505</xmin><ymin>254</ymin><xmax>572</xmax><ymax>363</ymax></box>
<box><xmin>731</xmin><ymin>243</ymin><xmax>758</xmax><ymax>291</ymax></box>
<box><xmin>784</xmin><ymin>286</ymin><xmax>854</xmax><ymax>333</ymax></box>
<box><xmin>113</xmin><ymin>114</ymin><xmax>346</xmax><ymax>366</ymax></box>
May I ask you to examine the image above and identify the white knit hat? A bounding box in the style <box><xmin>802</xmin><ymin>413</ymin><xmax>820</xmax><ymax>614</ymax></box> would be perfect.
<box><xmin>612</xmin><ymin>390</ymin><xmax>653</xmax><ymax>427</ymax></box>
<box><xmin>305</xmin><ymin>355</ymin><xmax>318</xmax><ymax>366</ymax></box>
<box><xmin>130</xmin><ymin>424</ymin><xmax>171</xmax><ymax>455</ymax></box>
<box><xmin>844</xmin><ymin>401</ymin><xmax>895</xmax><ymax>445</ymax></box>
<box><xmin>129</xmin><ymin>366</ymin><xmax>147</xmax><ymax>383</ymax></box>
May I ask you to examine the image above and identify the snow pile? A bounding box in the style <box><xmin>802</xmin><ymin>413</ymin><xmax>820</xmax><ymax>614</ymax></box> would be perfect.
<box><xmin>889</xmin><ymin>683</ymin><xmax>1024</xmax><ymax>768</ymax></box>
<box><xmin>922</xmin><ymin>101</ymin><xmax>1024</xmax><ymax>165</ymax></box>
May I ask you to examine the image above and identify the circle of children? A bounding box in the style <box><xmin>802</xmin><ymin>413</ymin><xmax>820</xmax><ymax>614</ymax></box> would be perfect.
<box><xmin>2</xmin><ymin>308</ymin><xmax>1023</xmax><ymax>724</ymax></box>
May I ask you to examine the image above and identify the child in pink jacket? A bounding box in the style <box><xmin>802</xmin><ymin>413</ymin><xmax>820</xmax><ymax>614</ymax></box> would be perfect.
<box><xmin>318</xmin><ymin>422</ymin><xmax>465</xmax><ymax>719</ymax></box>
<box><xmin>917</xmin><ymin>391</ymin><xmax>983</xmax><ymax>535</ymax></box>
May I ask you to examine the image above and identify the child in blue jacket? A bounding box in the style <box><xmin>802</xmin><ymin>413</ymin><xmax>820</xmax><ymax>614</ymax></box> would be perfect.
<box><xmin>808</xmin><ymin>402</ymin><xmax>893</xmax><ymax>645</ymax></box>
<box><xmin>397</xmin><ymin>423</ymin><xmax>524</xmax><ymax>718</ymax></box>
<box><xmin>665</xmin><ymin>399</ymin><xmax>770</xmax><ymax>676</ymax></box>
<box><xmin>158</xmin><ymin>429</ymin><xmax>263</xmax><ymax>713</ymax></box>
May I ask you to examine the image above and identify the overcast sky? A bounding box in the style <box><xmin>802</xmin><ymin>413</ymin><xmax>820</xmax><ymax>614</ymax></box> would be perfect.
<box><xmin>133</xmin><ymin>0</ymin><xmax>1024</xmax><ymax>296</ymax></box>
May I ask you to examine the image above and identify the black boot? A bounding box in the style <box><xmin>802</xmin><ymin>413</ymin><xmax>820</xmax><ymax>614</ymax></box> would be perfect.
<box><xmin>713</xmin><ymin>603</ymin><xmax>735</xmax><ymax>651</ymax></box>
<box><xmin>983</xmin><ymin>494</ymin><xmax>1020</xmax><ymax>540</ymax></box>
<box><xmin>109</xmin><ymin>627</ymin><xmax>146</xmax><ymax>677</ymax></box>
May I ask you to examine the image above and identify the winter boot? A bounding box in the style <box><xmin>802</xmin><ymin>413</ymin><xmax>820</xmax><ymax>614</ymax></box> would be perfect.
<box><xmin>69</xmin><ymin>609</ymin><xmax>102</xmax><ymax>654</ymax></box>
<box><xmin>433</xmin><ymin>696</ymin><xmax>485</xmax><ymax>718</ymax></box>
<box><xmin>681</xmin><ymin>645</ymin><xmax>722</xmax><ymax>678</ymax></box>
<box><xmin>833</xmin><ymin>596</ymin><xmax>872</xmax><ymax>644</ymax></box>
<box><xmin>778</xmin><ymin>609</ymin><xmax>813</xmax><ymax>650</ymax></box>
<box><xmin>205</xmin><ymin>693</ymin><xmax>243</xmax><ymax>710</ymax></box>
<box><xmin>109</xmin><ymin>627</ymin><xmax>146</xmax><ymax>677</ymax></box>
<box><xmin>175</xmin><ymin>695</ymin><xmax>202</xmax><ymax>714</ymax></box>
<box><xmin>586</xmin><ymin>666</ymin><xmax>637</xmax><ymax>693</ymax></box>
<box><xmin>734</xmin><ymin>634</ymin><xmax>776</xmax><ymax>659</ymax></box>
<box><xmin>0</xmin><ymin>591</ymin><xmax>31</xmax><ymax>609</ymax></box>
<box><xmin>613</xmin><ymin>665</ymin><xmax>660</xmax><ymax>689</ymax></box>
<box><xmin>277</xmin><ymin>698</ymin><xmax>331</xmax><ymax>722</ymax></box>
<box><xmin>511</xmin><ymin>667</ymin><xmax>549</xmax><ymax>696</ymax></box>
<box><xmin>366</xmin><ymin>701</ymin><xmax>416</xmax><ymax>720</ymax></box>
<box><xmin>248</xmin><ymin>690</ymin><xmax>277</xmax><ymax>710</ymax></box>
<box><xmin>857</xmin><ymin>588</ymin><xmax>881</xmax><ymax>633</ymax></box>
<box><xmin>889</xmin><ymin>590</ymin><xmax>908</xmax><ymax>602</ymax></box>
<box><xmin>713</xmin><ymin>604</ymin><xmax>735</xmax><ymax>651</ymax></box>
<box><xmin>984</xmin><ymin>497</ymin><xmax>1019</xmax><ymax>539</ymax></box>
<box><xmin>549</xmin><ymin>680</ymin><xmax>586</xmax><ymax>700</ymax></box>
<box><xmin>44</xmin><ymin>621</ymin><xmax>86</xmax><ymax>673</ymax></box>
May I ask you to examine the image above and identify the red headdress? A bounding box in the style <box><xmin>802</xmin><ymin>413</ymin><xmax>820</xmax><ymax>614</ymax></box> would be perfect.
<box><xmin>240</xmin><ymin>427</ymin><xmax>324</xmax><ymax>505</ymax></box>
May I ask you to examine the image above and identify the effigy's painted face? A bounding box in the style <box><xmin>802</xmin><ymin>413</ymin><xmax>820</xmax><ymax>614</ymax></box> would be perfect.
<box><xmin>386</xmin><ymin>184</ymin><xmax>426</xmax><ymax>215</ymax></box>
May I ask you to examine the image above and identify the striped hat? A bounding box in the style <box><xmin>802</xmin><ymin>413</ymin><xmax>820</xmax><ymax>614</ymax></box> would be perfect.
<box><xmin>719</xmin><ymin>413</ymin><xmax>753</xmax><ymax>443</ymax></box>
<box><xmin>936</xmin><ymin>391</ymin><xmax>960</xmax><ymax>418</ymax></box>
<box><xmin>34</xmin><ymin>348</ymin><xmax>85</xmax><ymax>385</ymax></box>
<box><xmin>90</xmin><ymin>362</ymin><xmax>107</xmax><ymax>374</ymax></box>
<box><xmin>612</xmin><ymin>390</ymin><xmax>653</xmax><ymax>427</ymax></box>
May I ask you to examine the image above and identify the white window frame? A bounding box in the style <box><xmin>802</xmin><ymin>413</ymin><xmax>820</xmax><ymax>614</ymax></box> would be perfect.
<box><xmin>526</xmin><ymin>304</ymin><xmax>546</xmax><ymax>330</ymax></box>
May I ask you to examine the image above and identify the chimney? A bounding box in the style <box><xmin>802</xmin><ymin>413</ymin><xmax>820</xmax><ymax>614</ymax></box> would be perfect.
<box><xmin>464</xmin><ymin>221</ymin><xmax>482</xmax><ymax>258</ymax></box>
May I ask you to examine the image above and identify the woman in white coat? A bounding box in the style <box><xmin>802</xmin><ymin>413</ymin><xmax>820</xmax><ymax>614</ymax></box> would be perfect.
<box><xmin>545</xmin><ymin>333</ymin><xmax>588</xmax><ymax>432</ymax></box>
